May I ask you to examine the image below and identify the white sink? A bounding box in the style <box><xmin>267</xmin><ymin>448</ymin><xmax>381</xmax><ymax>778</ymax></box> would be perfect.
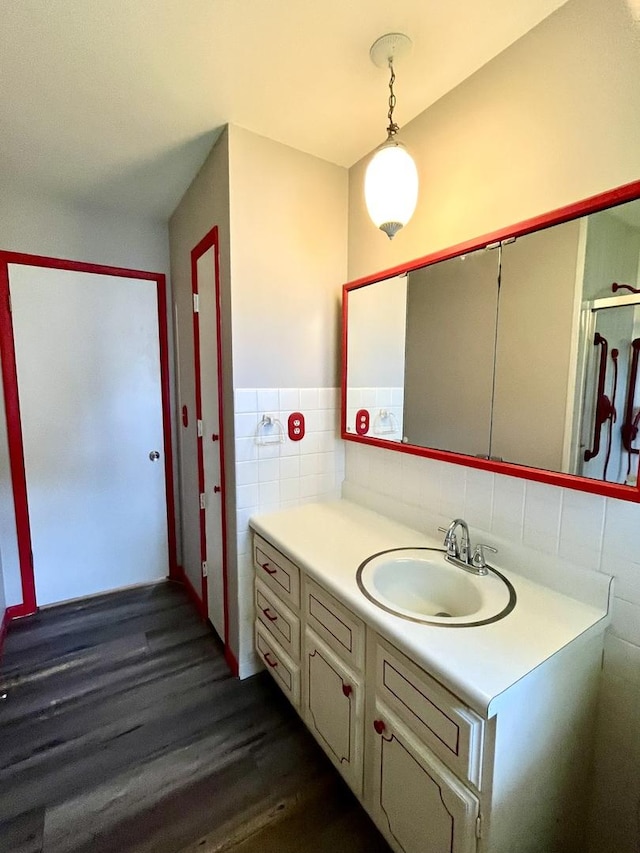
<box><xmin>356</xmin><ymin>547</ymin><xmax>516</xmax><ymax>626</ymax></box>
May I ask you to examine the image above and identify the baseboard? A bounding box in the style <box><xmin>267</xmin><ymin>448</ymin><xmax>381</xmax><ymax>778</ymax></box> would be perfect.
<box><xmin>0</xmin><ymin>609</ymin><xmax>10</xmax><ymax>657</ymax></box>
<box><xmin>238</xmin><ymin>650</ymin><xmax>261</xmax><ymax>680</ymax></box>
<box><xmin>174</xmin><ymin>567</ymin><xmax>240</xmax><ymax>677</ymax></box>
<box><xmin>174</xmin><ymin>565</ymin><xmax>207</xmax><ymax>621</ymax></box>
<box><xmin>225</xmin><ymin>645</ymin><xmax>240</xmax><ymax>678</ymax></box>
<box><xmin>6</xmin><ymin>602</ymin><xmax>33</xmax><ymax>620</ymax></box>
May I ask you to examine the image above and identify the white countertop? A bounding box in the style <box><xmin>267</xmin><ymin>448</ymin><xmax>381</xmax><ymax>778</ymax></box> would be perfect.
<box><xmin>250</xmin><ymin>499</ymin><xmax>610</xmax><ymax>717</ymax></box>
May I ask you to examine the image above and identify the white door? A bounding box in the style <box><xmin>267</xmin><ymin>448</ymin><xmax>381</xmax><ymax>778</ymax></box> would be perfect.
<box><xmin>195</xmin><ymin>246</ymin><xmax>225</xmax><ymax>639</ymax></box>
<box><xmin>9</xmin><ymin>264</ymin><xmax>169</xmax><ymax>606</ymax></box>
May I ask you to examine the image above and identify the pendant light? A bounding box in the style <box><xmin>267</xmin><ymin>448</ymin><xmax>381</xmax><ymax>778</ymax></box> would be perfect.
<box><xmin>365</xmin><ymin>33</ymin><xmax>418</xmax><ymax>240</ymax></box>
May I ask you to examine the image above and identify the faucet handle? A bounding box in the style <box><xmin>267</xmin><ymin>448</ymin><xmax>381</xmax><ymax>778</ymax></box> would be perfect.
<box><xmin>471</xmin><ymin>543</ymin><xmax>497</xmax><ymax>569</ymax></box>
<box><xmin>438</xmin><ymin>526</ymin><xmax>459</xmax><ymax>558</ymax></box>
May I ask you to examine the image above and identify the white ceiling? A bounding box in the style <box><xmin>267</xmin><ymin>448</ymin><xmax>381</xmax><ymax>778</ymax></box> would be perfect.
<box><xmin>0</xmin><ymin>0</ymin><xmax>570</xmax><ymax>220</ymax></box>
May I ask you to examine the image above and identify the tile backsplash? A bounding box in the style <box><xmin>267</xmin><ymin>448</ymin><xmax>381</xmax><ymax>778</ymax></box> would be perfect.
<box><xmin>345</xmin><ymin>386</ymin><xmax>404</xmax><ymax>442</ymax></box>
<box><xmin>343</xmin><ymin>440</ymin><xmax>640</xmax><ymax>853</ymax></box>
<box><xmin>233</xmin><ymin>387</ymin><xmax>344</xmax><ymax>678</ymax></box>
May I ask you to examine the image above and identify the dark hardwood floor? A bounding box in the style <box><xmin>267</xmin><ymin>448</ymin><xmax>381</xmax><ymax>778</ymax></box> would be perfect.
<box><xmin>0</xmin><ymin>581</ymin><xmax>391</xmax><ymax>853</ymax></box>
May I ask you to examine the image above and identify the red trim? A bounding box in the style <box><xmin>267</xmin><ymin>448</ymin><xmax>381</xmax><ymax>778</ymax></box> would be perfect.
<box><xmin>6</xmin><ymin>603</ymin><xmax>31</xmax><ymax>620</ymax></box>
<box><xmin>341</xmin><ymin>290</ymin><xmax>349</xmax><ymax>438</ymax></box>
<box><xmin>0</xmin><ymin>263</ymin><xmax>37</xmax><ymax>614</ymax></box>
<box><xmin>0</xmin><ymin>609</ymin><xmax>9</xmax><ymax>657</ymax></box>
<box><xmin>225</xmin><ymin>645</ymin><xmax>239</xmax><ymax>677</ymax></box>
<box><xmin>0</xmin><ymin>252</ymin><xmax>161</xmax><ymax>281</ymax></box>
<box><xmin>156</xmin><ymin>273</ymin><xmax>179</xmax><ymax>580</ymax></box>
<box><xmin>343</xmin><ymin>426</ymin><xmax>640</xmax><ymax>501</ymax></box>
<box><xmin>343</xmin><ymin>179</ymin><xmax>640</xmax><ymax>294</ymax></box>
<box><xmin>341</xmin><ymin>178</ymin><xmax>640</xmax><ymax>503</ymax></box>
<box><xmin>189</xmin><ymin>226</ymin><xmax>230</xmax><ymax>655</ymax></box>
<box><xmin>175</xmin><ymin>565</ymin><xmax>208</xmax><ymax>621</ymax></box>
<box><xmin>0</xmin><ymin>251</ymin><xmax>179</xmax><ymax>616</ymax></box>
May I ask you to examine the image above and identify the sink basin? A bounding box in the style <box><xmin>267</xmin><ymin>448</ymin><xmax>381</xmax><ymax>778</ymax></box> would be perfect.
<box><xmin>356</xmin><ymin>547</ymin><xmax>516</xmax><ymax>627</ymax></box>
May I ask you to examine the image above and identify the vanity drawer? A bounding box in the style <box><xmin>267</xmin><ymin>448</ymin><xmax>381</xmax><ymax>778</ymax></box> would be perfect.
<box><xmin>255</xmin><ymin>579</ymin><xmax>301</xmax><ymax>662</ymax></box>
<box><xmin>375</xmin><ymin>638</ymin><xmax>484</xmax><ymax>789</ymax></box>
<box><xmin>304</xmin><ymin>577</ymin><xmax>365</xmax><ymax>672</ymax></box>
<box><xmin>253</xmin><ymin>534</ymin><xmax>301</xmax><ymax>609</ymax></box>
<box><xmin>255</xmin><ymin>623</ymin><xmax>300</xmax><ymax>709</ymax></box>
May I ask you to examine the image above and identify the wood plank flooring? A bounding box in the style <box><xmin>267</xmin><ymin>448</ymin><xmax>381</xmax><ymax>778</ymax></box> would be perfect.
<box><xmin>0</xmin><ymin>582</ymin><xmax>391</xmax><ymax>853</ymax></box>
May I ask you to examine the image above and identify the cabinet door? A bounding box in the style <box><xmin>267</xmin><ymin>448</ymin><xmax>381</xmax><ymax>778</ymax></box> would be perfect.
<box><xmin>376</xmin><ymin>638</ymin><xmax>484</xmax><ymax>788</ymax></box>
<box><xmin>303</xmin><ymin>629</ymin><xmax>363</xmax><ymax>796</ymax></box>
<box><xmin>369</xmin><ymin>705</ymin><xmax>479</xmax><ymax>853</ymax></box>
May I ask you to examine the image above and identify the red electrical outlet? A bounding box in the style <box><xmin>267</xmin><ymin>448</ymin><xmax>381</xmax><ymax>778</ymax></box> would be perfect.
<box><xmin>355</xmin><ymin>409</ymin><xmax>370</xmax><ymax>436</ymax></box>
<box><xmin>288</xmin><ymin>412</ymin><xmax>305</xmax><ymax>441</ymax></box>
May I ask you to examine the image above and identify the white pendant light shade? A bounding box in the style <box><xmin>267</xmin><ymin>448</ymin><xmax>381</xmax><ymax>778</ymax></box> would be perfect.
<box><xmin>365</xmin><ymin>139</ymin><xmax>419</xmax><ymax>239</ymax></box>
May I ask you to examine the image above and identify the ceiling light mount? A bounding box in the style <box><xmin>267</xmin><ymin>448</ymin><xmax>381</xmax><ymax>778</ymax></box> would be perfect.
<box><xmin>369</xmin><ymin>33</ymin><xmax>413</xmax><ymax>69</ymax></box>
<box><xmin>365</xmin><ymin>33</ymin><xmax>418</xmax><ymax>241</ymax></box>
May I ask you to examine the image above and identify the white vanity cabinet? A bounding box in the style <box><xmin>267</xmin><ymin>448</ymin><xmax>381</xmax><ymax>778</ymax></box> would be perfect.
<box><xmin>369</xmin><ymin>707</ymin><xmax>479</xmax><ymax>853</ymax></box>
<box><xmin>303</xmin><ymin>630</ymin><xmax>364</xmax><ymax>795</ymax></box>
<box><xmin>366</xmin><ymin>636</ymin><xmax>483</xmax><ymax>853</ymax></box>
<box><xmin>252</xmin><ymin>534</ymin><xmax>302</xmax><ymax>709</ymax></box>
<box><xmin>252</xmin><ymin>526</ymin><xmax>604</xmax><ymax>853</ymax></box>
<box><xmin>302</xmin><ymin>577</ymin><xmax>365</xmax><ymax>796</ymax></box>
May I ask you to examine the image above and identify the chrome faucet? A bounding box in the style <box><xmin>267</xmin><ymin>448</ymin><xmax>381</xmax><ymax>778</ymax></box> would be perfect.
<box><xmin>437</xmin><ymin>518</ymin><xmax>496</xmax><ymax>576</ymax></box>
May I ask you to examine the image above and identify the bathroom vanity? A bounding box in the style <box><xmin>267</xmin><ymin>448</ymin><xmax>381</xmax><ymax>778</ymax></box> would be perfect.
<box><xmin>251</xmin><ymin>499</ymin><xmax>610</xmax><ymax>853</ymax></box>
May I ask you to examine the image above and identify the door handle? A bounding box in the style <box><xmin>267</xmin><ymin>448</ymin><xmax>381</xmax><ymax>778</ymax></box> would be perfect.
<box><xmin>149</xmin><ymin>450</ymin><xmax>160</xmax><ymax>461</ymax></box>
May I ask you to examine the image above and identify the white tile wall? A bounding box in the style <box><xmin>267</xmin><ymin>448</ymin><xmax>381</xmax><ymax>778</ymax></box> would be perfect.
<box><xmin>234</xmin><ymin>387</ymin><xmax>344</xmax><ymax>677</ymax></box>
<box><xmin>346</xmin><ymin>386</ymin><xmax>404</xmax><ymax>442</ymax></box>
<box><xmin>342</xmin><ymin>440</ymin><xmax>640</xmax><ymax>853</ymax></box>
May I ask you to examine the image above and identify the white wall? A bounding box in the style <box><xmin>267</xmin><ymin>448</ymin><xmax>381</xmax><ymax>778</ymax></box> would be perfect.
<box><xmin>0</xmin><ymin>183</ymin><xmax>172</xmax><ymax>611</ymax></box>
<box><xmin>228</xmin><ymin>125</ymin><xmax>348</xmax><ymax>675</ymax></box>
<box><xmin>169</xmin><ymin>129</ymin><xmax>234</xmax><ymax>644</ymax></box>
<box><xmin>169</xmin><ymin>126</ymin><xmax>348</xmax><ymax>675</ymax></box>
<box><xmin>0</xmin><ymin>182</ymin><xmax>169</xmax><ymax>271</ymax></box>
<box><xmin>345</xmin><ymin>1</ymin><xmax>640</xmax><ymax>850</ymax></box>
<box><xmin>228</xmin><ymin>125</ymin><xmax>347</xmax><ymax>389</ymax></box>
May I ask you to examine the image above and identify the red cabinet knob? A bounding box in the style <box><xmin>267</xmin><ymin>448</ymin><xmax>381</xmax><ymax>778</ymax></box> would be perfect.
<box><xmin>373</xmin><ymin>719</ymin><xmax>386</xmax><ymax>735</ymax></box>
<box><xmin>261</xmin><ymin>562</ymin><xmax>277</xmax><ymax>575</ymax></box>
<box><xmin>262</xmin><ymin>608</ymin><xmax>278</xmax><ymax>622</ymax></box>
<box><xmin>342</xmin><ymin>683</ymin><xmax>353</xmax><ymax>698</ymax></box>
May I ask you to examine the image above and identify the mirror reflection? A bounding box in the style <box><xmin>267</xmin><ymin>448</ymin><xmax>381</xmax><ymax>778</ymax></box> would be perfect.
<box><xmin>344</xmin><ymin>195</ymin><xmax>640</xmax><ymax>487</ymax></box>
<box><xmin>403</xmin><ymin>247</ymin><xmax>498</xmax><ymax>457</ymax></box>
<box><xmin>346</xmin><ymin>275</ymin><xmax>406</xmax><ymax>441</ymax></box>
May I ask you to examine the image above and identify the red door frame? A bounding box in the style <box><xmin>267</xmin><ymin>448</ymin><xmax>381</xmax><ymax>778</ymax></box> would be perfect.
<box><xmin>189</xmin><ymin>227</ymin><xmax>231</xmax><ymax>665</ymax></box>
<box><xmin>0</xmin><ymin>251</ymin><xmax>178</xmax><ymax>619</ymax></box>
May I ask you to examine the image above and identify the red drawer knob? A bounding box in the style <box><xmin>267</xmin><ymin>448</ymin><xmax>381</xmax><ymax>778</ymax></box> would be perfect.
<box><xmin>263</xmin><ymin>651</ymin><xmax>278</xmax><ymax>668</ymax></box>
<box><xmin>373</xmin><ymin>719</ymin><xmax>386</xmax><ymax>735</ymax></box>
<box><xmin>261</xmin><ymin>562</ymin><xmax>277</xmax><ymax>575</ymax></box>
<box><xmin>342</xmin><ymin>683</ymin><xmax>353</xmax><ymax>698</ymax></box>
<box><xmin>262</xmin><ymin>608</ymin><xmax>278</xmax><ymax>622</ymax></box>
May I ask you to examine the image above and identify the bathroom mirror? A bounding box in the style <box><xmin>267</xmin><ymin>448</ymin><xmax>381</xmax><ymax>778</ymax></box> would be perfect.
<box><xmin>342</xmin><ymin>180</ymin><xmax>640</xmax><ymax>502</ymax></box>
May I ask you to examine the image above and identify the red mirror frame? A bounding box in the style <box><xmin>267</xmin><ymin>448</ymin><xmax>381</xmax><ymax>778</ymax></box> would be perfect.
<box><xmin>341</xmin><ymin>178</ymin><xmax>640</xmax><ymax>503</ymax></box>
